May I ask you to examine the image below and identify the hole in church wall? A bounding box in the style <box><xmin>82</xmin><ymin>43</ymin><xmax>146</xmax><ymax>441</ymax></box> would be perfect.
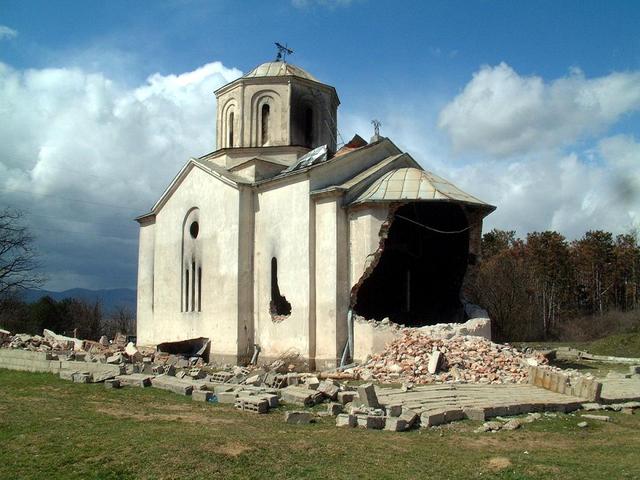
<box><xmin>190</xmin><ymin>221</ymin><xmax>199</xmax><ymax>239</ymax></box>
<box><xmin>269</xmin><ymin>256</ymin><xmax>291</xmax><ymax>321</ymax></box>
<box><xmin>352</xmin><ymin>202</ymin><xmax>469</xmax><ymax>327</ymax></box>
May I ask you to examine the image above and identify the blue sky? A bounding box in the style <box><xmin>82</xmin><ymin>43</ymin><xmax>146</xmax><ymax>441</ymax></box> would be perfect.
<box><xmin>1</xmin><ymin>0</ymin><xmax>639</xmax><ymax>291</ymax></box>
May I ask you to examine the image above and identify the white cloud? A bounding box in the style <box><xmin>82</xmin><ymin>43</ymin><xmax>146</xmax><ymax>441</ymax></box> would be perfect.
<box><xmin>438</xmin><ymin>63</ymin><xmax>640</xmax><ymax>157</ymax></box>
<box><xmin>0</xmin><ymin>60</ymin><xmax>241</xmax><ymax>290</ymax></box>
<box><xmin>0</xmin><ymin>25</ymin><xmax>17</xmax><ymax>40</ymax></box>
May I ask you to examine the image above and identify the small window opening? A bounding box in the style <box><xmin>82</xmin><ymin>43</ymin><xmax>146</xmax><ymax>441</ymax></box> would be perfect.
<box><xmin>191</xmin><ymin>261</ymin><xmax>196</xmax><ymax>312</ymax></box>
<box><xmin>189</xmin><ymin>221</ymin><xmax>199</xmax><ymax>239</ymax></box>
<box><xmin>198</xmin><ymin>267</ymin><xmax>202</xmax><ymax>312</ymax></box>
<box><xmin>261</xmin><ymin>104</ymin><xmax>270</xmax><ymax>146</ymax></box>
<box><xmin>185</xmin><ymin>269</ymin><xmax>189</xmax><ymax>311</ymax></box>
<box><xmin>304</xmin><ymin>107</ymin><xmax>314</xmax><ymax>147</ymax></box>
<box><xmin>228</xmin><ymin>112</ymin><xmax>234</xmax><ymax>147</ymax></box>
<box><xmin>270</xmin><ymin>257</ymin><xmax>291</xmax><ymax>320</ymax></box>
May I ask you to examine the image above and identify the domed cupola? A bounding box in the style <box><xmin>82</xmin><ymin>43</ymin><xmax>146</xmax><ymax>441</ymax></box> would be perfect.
<box><xmin>214</xmin><ymin>58</ymin><xmax>340</xmax><ymax>153</ymax></box>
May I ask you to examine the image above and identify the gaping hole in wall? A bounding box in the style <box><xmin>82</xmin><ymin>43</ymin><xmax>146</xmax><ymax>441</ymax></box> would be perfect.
<box><xmin>353</xmin><ymin>202</ymin><xmax>470</xmax><ymax>326</ymax></box>
<box><xmin>270</xmin><ymin>257</ymin><xmax>291</xmax><ymax>321</ymax></box>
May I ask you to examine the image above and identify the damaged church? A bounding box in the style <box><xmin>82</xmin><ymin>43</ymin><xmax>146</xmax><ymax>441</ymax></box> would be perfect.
<box><xmin>135</xmin><ymin>58</ymin><xmax>496</xmax><ymax>369</ymax></box>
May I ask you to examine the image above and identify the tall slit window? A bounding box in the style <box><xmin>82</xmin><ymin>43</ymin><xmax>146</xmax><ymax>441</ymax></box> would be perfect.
<box><xmin>197</xmin><ymin>267</ymin><xmax>202</xmax><ymax>312</ymax></box>
<box><xmin>261</xmin><ymin>104</ymin><xmax>270</xmax><ymax>146</ymax></box>
<box><xmin>304</xmin><ymin>107</ymin><xmax>314</xmax><ymax>147</ymax></box>
<box><xmin>185</xmin><ymin>269</ymin><xmax>189</xmax><ymax>311</ymax></box>
<box><xmin>191</xmin><ymin>261</ymin><xmax>196</xmax><ymax>311</ymax></box>
<box><xmin>228</xmin><ymin>112</ymin><xmax>234</xmax><ymax>147</ymax></box>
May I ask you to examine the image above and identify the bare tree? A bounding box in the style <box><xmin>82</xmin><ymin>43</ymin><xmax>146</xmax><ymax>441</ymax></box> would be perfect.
<box><xmin>104</xmin><ymin>305</ymin><xmax>135</xmax><ymax>338</ymax></box>
<box><xmin>0</xmin><ymin>208</ymin><xmax>44</xmax><ymax>297</ymax></box>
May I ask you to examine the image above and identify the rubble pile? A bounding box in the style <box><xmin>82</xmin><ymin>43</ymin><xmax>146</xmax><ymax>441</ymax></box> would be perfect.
<box><xmin>352</xmin><ymin>331</ymin><xmax>548</xmax><ymax>385</ymax></box>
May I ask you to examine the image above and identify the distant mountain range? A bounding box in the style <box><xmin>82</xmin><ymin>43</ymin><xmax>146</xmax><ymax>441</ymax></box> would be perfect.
<box><xmin>22</xmin><ymin>288</ymin><xmax>136</xmax><ymax>314</ymax></box>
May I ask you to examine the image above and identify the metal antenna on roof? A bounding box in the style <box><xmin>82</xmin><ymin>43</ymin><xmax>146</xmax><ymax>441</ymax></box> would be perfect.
<box><xmin>275</xmin><ymin>42</ymin><xmax>293</xmax><ymax>63</ymax></box>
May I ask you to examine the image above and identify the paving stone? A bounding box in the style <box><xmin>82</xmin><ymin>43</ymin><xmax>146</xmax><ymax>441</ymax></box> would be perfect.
<box><xmin>463</xmin><ymin>407</ymin><xmax>487</xmax><ymax>421</ymax></box>
<box><xmin>357</xmin><ymin>383</ymin><xmax>380</xmax><ymax>408</ymax></box>
<box><xmin>72</xmin><ymin>372</ymin><xmax>91</xmax><ymax>383</ymax></box>
<box><xmin>384</xmin><ymin>417</ymin><xmax>409</xmax><ymax>432</ymax></box>
<box><xmin>104</xmin><ymin>379</ymin><xmax>121</xmax><ymax>389</ymax></box>
<box><xmin>420</xmin><ymin>410</ymin><xmax>445</xmax><ymax>427</ymax></box>
<box><xmin>581</xmin><ymin>414</ymin><xmax>611</xmax><ymax>422</ymax></box>
<box><xmin>399</xmin><ymin>409</ymin><xmax>419</xmax><ymax>428</ymax></box>
<box><xmin>444</xmin><ymin>409</ymin><xmax>465</xmax><ymax>422</ymax></box>
<box><xmin>284</xmin><ymin>411</ymin><xmax>313</xmax><ymax>424</ymax></box>
<box><xmin>336</xmin><ymin>414</ymin><xmax>357</xmax><ymax>427</ymax></box>
<box><xmin>365</xmin><ymin>415</ymin><xmax>385</xmax><ymax>429</ymax></box>
<box><xmin>192</xmin><ymin>390</ymin><xmax>214</xmax><ymax>402</ymax></box>
<box><xmin>257</xmin><ymin>393</ymin><xmax>279</xmax><ymax>408</ymax></box>
<box><xmin>281</xmin><ymin>386</ymin><xmax>321</xmax><ymax>407</ymax></box>
<box><xmin>152</xmin><ymin>375</ymin><xmax>194</xmax><ymax>395</ymax></box>
<box><xmin>116</xmin><ymin>374</ymin><xmax>153</xmax><ymax>388</ymax></box>
<box><xmin>317</xmin><ymin>380</ymin><xmax>340</xmax><ymax>400</ymax></box>
<box><xmin>387</xmin><ymin>404</ymin><xmax>403</xmax><ymax>417</ymax></box>
<box><xmin>217</xmin><ymin>391</ymin><xmax>238</xmax><ymax>404</ymax></box>
<box><xmin>337</xmin><ymin>391</ymin><xmax>357</xmax><ymax>405</ymax></box>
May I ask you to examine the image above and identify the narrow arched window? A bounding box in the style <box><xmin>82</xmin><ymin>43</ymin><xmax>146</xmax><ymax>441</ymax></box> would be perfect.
<box><xmin>304</xmin><ymin>107</ymin><xmax>314</xmax><ymax>147</ymax></box>
<box><xmin>228</xmin><ymin>112</ymin><xmax>234</xmax><ymax>147</ymax></box>
<box><xmin>261</xmin><ymin>104</ymin><xmax>270</xmax><ymax>146</ymax></box>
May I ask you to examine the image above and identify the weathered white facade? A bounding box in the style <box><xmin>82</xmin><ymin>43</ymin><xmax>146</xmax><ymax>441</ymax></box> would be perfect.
<box><xmin>136</xmin><ymin>61</ymin><xmax>495</xmax><ymax>369</ymax></box>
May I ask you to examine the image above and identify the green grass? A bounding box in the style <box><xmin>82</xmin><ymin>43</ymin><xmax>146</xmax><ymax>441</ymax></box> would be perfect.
<box><xmin>518</xmin><ymin>332</ymin><xmax>640</xmax><ymax>358</ymax></box>
<box><xmin>1</xmin><ymin>370</ymin><xmax>640</xmax><ymax>479</ymax></box>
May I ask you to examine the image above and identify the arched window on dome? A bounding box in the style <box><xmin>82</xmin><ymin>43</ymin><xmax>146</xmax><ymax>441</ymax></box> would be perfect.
<box><xmin>261</xmin><ymin>104</ymin><xmax>270</xmax><ymax>146</ymax></box>
<box><xmin>228</xmin><ymin>112</ymin><xmax>234</xmax><ymax>148</ymax></box>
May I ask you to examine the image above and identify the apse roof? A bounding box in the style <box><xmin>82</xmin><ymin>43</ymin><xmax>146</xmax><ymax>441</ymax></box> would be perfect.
<box><xmin>351</xmin><ymin>167</ymin><xmax>495</xmax><ymax>210</ymax></box>
<box><xmin>243</xmin><ymin>61</ymin><xmax>318</xmax><ymax>82</ymax></box>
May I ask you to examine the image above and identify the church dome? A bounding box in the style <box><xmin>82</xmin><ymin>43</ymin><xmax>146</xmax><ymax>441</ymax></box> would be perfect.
<box><xmin>243</xmin><ymin>61</ymin><xmax>318</xmax><ymax>82</ymax></box>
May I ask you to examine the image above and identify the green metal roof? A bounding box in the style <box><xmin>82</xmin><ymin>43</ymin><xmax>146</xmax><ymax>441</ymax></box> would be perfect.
<box><xmin>351</xmin><ymin>167</ymin><xmax>495</xmax><ymax>210</ymax></box>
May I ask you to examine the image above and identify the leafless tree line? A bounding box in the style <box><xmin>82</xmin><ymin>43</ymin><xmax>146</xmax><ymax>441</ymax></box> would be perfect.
<box><xmin>470</xmin><ymin>229</ymin><xmax>640</xmax><ymax>341</ymax></box>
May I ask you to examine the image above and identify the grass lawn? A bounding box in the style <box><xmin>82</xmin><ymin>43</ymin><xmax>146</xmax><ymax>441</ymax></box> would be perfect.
<box><xmin>1</xmin><ymin>370</ymin><xmax>640</xmax><ymax>479</ymax></box>
<box><xmin>517</xmin><ymin>332</ymin><xmax>640</xmax><ymax>359</ymax></box>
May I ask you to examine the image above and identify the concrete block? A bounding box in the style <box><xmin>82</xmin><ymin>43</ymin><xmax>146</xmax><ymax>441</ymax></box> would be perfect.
<box><xmin>463</xmin><ymin>407</ymin><xmax>487</xmax><ymax>421</ymax></box>
<box><xmin>387</xmin><ymin>404</ymin><xmax>403</xmax><ymax>417</ymax></box>
<box><xmin>444</xmin><ymin>409</ymin><xmax>465</xmax><ymax>422</ymax></box>
<box><xmin>337</xmin><ymin>391</ymin><xmax>357</xmax><ymax>405</ymax></box>
<box><xmin>235</xmin><ymin>397</ymin><xmax>269</xmax><ymax>414</ymax></box>
<box><xmin>104</xmin><ymin>379</ymin><xmax>121</xmax><ymax>389</ymax></box>
<box><xmin>281</xmin><ymin>386</ymin><xmax>321</xmax><ymax>407</ymax></box>
<box><xmin>420</xmin><ymin>410</ymin><xmax>445</xmax><ymax>427</ymax></box>
<box><xmin>217</xmin><ymin>391</ymin><xmax>238</xmax><ymax>404</ymax></box>
<box><xmin>284</xmin><ymin>411</ymin><xmax>313</xmax><ymax>424</ymax></box>
<box><xmin>384</xmin><ymin>417</ymin><xmax>409</xmax><ymax>432</ymax></box>
<box><xmin>115</xmin><ymin>374</ymin><xmax>153</xmax><ymax>388</ymax></box>
<box><xmin>151</xmin><ymin>375</ymin><xmax>194</xmax><ymax>395</ymax></box>
<box><xmin>106</xmin><ymin>353</ymin><xmax>124</xmax><ymax>364</ymax></box>
<box><xmin>365</xmin><ymin>415</ymin><xmax>385</xmax><ymax>429</ymax></box>
<box><xmin>213</xmin><ymin>385</ymin><xmax>235</xmax><ymax>394</ymax></box>
<box><xmin>72</xmin><ymin>372</ymin><xmax>91</xmax><ymax>383</ymax></box>
<box><xmin>317</xmin><ymin>380</ymin><xmax>340</xmax><ymax>400</ymax></box>
<box><xmin>327</xmin><ymin>402</ymin><xmax>343</xmax><ymax>416</ymax></box>
<box><xmin>59</xmin><ymin>370</ymin><xmax>77</xmax><ymax>381</ymax></box>
<box><xmin>192</xmin><ymin>390</ymin><xmax>214</xmax><ymax>402</ymax></box>
<box><xmin>336</xmin><ymin>414</ymin><xmax>357</xmax><ymax>427</ymax></box>
<box><xmin>357</xmin><ymin>383</ymin><xmax>380</xmax><ymax>408</ymax></box>
<box><xmin>399</xmin><ymin>409</ymin><xmax>419</xmax><ymax>428</ymax></box>
<box><xmin>257</xmin><ymin>393</ymin><xmax>279</xmax><ymax>408</ymax></box>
